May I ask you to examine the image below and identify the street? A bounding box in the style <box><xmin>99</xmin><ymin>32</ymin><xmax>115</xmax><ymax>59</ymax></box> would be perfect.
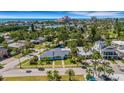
<box><xmin>2</xmin><ymin>68</ymin><xmax>86</xmax><ymax>77</ymax></box>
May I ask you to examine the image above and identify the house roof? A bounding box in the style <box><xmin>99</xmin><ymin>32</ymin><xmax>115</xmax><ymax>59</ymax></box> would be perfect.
<box><xmin>8</xmin><ymin>43</ymin><xmax>25</xmax><ymax>48</ymax></box>
<box><xmin>102</xmin><ymin>46</ymin><xmax>116</xmax><ymax>51</ymax></box>
<box><xmin>112</xmin><ymin>40</ymin><xmax>124</xmax><ymax>45</ymax></box>
<box><xmin>77</xmin><ymin>47</ymin><xmax>92</xmax><ymax>56</ymax></box>
<box><xmin>40</xmin><ymin>48</ymin><xmax>71</xmax><ymax>58</ymax></box>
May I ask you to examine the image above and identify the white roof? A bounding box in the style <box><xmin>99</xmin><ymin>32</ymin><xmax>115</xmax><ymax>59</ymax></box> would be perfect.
<box><xmin>118</xmin><ymin>50</ymin><xmax>124</xmax><ymax>53</ymax></box>
<box><xmin>112</xmin><ymin>40</ymin><xmax>124</xmax><ymax>45</ymax></box>
<box><xmin>77</xmin><ymin>47</ymin><xmax>92</xmax><ymax>56</ymax></box>
<box><xmin>8</xmin><ymin>43</ymin><xmax>25</xmax><ymax>48</ymax></box>
<box><xmin>61</xmin><ymin>47</ymin><xmax>71</xmax><ymax>51</ymax></box>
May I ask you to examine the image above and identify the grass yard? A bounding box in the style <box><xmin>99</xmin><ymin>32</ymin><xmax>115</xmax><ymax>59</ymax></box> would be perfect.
<box><xmin>55</xmin><ymin>60</ymin><xmax>62</xmax><ymax>65</ymax></box>
<box><xmin>20</xmin><ymin>59</ymin><xmax>53</xmax><ymax>68</ymax></box>
<box><xmin>64</xmin><ymin>59</ymin><xmax>74</xmax><ymax>65</ymax></box>
<box><xmin>34</xmin><ymin>44</ymin><xmax>45</xmax><ymax>49</ymax></box>
<box><xmin>110</xmin><ymin>60</ymin><xmax>117</xmax><ymax>64</ymax></box>
<box><xmin>121</xmin><ymin>60</ymin><xmax>124</xmax><ymax>64</ymax></box>
<box><xmin>3</xmin><ymin>75</ymin><xmax>84</xmax><ymax>81</ymax></box>
<box><xmin>14</xmin><ymin>53</ymin><xmax>22</xmax><ymax>58</ymax></box>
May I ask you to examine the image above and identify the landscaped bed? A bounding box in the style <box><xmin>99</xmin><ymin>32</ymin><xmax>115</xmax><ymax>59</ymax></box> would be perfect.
<box><xmin>3</xmin><ymin>75</ymin><xmax>84</xmax><ymax>81</ymax></box>
<box><xmin>64</xmin><ymin>59</ymin><xmax>74</xmax><ymax>65</ymax></box>
<box><xmin>55</xmin><ymin>60</ymin><xmax>62</xmax><ymax>65</ymax></box>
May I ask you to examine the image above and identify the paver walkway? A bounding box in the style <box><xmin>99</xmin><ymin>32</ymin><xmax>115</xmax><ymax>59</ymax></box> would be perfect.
<box><xmin>52</xmin><ymin>61</ymin><xmax>55</xmax><ymax>68</ymax></box>
<box><xmin>62</xmin><ymin>60</ymin><xmax>65</xmax><ymax>68</ymax></box>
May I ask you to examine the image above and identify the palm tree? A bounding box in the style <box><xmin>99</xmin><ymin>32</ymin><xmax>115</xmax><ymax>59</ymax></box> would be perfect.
<box><xmin>70</xmin><ymin>48</ymin><xmax>78</xmax><ymax>57</ymax></box>
<box><xmin>47</xmin><ymin>70</ymin><xmax>53</xmax><ymax>81</ymax></box>
<box><xmin>97</xmin><ymin>66</ymin><xmax>104</xmax><ymax>77</ymax></box>
<box><xmin>47</xmin><ymin>70</ymin><xmax>61</xmax><ymax>81</ymax></box>
<box><xmin>106</xmin><ymin>68</ymin><xmax>114</xmax><ymax>77</ymax></box>
<box><xmin>86</xmin><ymin>68</ymin><xmax>94</xmax><ymax>76</ymax></box>
<box><xmin>53</xmin><ymin>70</ymin><xmax>61</xmax><ymax>81</ymax></box>
<box><xmin>0</xmin><ymin>75</ymin><xmax>3</xmax><ymax>81</ymax></box>
<box><xmin>102</xmin><ymin>62</ymin><xmax>110</xmax><ymax>75</ymax></box>
<box><xmin>92</xmin><ymin>51</ymin><xmax>101</xmax><ymax>76</ymax></box>
<box><xmin>86</xmin><ymin>68</ymin><xmax>94</xmax><ymax>80</ymax></box>
<box><xmin>82</xmin><ymin>56</ymin><xmax>86</xmax><ymax>63</ymax></box>
<box><xmin>65</xmin><ymin>69</ymin><xmax>75</xmax><ymax>81</ymax></box>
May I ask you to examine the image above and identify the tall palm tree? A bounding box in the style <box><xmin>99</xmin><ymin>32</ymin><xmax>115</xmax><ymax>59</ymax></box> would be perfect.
<box><xmin>0</xmin><ymin>75</ymin><xmax>3</xmax><ymax>81</ymax></box>
<box><xmin>86</xmin><ymin>68</ymin><xmax>94</xmax><ymax>76</ymax></box>
<box><xmin>65</xmin><ymin>69</ymin><xmax>75</xmax><ymax>81</ymax></box>
<box><xmin>47</xmin><ymin>70</ymin><xmax>61</xmax><ymax>81</ymax></box>
<box><xmin>47</xmin><ymin>70</ymin><xmax>53</xmax><ymax>81</ymax></box>
<box><xmin>53</xmin><ymin>70</ymin><xmax>61</xmax><ymax>81</ymax></box>
<box><xmin>97</xmin><ymin>66</ymin><xmax>104</xmax><ymax>77</ymax></box>
<box><xmin>106</xmin><ymin>68</ymin><xmax>114</xmax><ymax>77</ymax></box>
<box><xmin>92</xmin><ymin>51</ymin><xmax>101</xmax><ymax>76</ymax></box>
<box><xmin>102</xmin><ymin>62</ymin><xmax>110</xmax><ymax>75</ymax></box>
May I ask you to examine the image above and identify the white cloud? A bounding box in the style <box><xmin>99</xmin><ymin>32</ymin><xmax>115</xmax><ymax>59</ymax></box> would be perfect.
<box><xmin>68</xmin><ymin>11</ymin><xmax>122</xmax><ymax>17</ymax></box>
<box><xmin>68</xmin><ymin>11</ymin><xmax>89</xmax><ymax>15</ymax></box>
<box><xmin>88</xmin><ymin>12</ymin><xmax>121</xmax><ymax>17</ymax></box>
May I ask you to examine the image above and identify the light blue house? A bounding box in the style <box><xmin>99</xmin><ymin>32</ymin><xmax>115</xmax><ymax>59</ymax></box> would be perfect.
<box><xmin>40</xmin><ymin>48</ymin><xmax>71</xmax><ymax>60</ymax></box>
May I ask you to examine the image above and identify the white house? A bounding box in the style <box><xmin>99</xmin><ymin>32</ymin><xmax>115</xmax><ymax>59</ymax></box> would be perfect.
<box><xmin>93</xmin><ymin>41</ymin><xmax>120</xmax><ymax>59</ymax></box>
<box><xmin>77</xmin><ymin>47</ymin><xmax>92</xmax><ymax>58</ymax></box>
<box><xmin>8</xmin><ymin>40</ymin><xmax>26</xmax><ymax>49</ymax></box>
<box><xmin>112</xmin><ymin>40</ymin><xmax>124</xmax><ymax>58</ymax></box>
<box><xmin>93</xmin><ymin>40</ymin><xmax>106</xmax><ymax>53</ymax></box>
<box><xmin>101</xmin><ymin>46</ymin><xmax>120</xmax><ymax>59</ymax></box>
<box><xmin>112</xmin><ymin>40</ymin><xmax>124</xmax><ymax>50</ymax></box>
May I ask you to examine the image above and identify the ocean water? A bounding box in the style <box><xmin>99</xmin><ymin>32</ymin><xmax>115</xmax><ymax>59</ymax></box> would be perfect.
<box><xmin>0</xmin><ymin>18</ymin><xmax>56</xmax><ymax>23</ymax></box>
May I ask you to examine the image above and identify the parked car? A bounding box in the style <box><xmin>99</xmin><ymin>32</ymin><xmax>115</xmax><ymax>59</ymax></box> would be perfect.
<box><xmin>26</xmin><ymin>70</ymin><xmax>32</xmax><ymax>73</ymax></box>
<box><xmin>29</xmin><ymin>54</ymin><xmax>34</xmax><ymax>56</ymax></box>
<box><xmin>99</xmin><ymin>75</ymin><xmax>112</xmax><ymax>81</ymax></box>
<box><xmin>38</xmin><ymin>67</ymin><xmax>45</xmax><ymax>71</ymax></box>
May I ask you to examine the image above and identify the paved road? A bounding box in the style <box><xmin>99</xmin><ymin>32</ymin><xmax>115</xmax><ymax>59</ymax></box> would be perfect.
<box><xmin>2</xmin><ymin>68</ymin><xmax>86</xmax><ymax>77</ymax></box>
<box><xmin>0</xmin><ymin>48</ymin><xmax>45</xmax><ymax>74</ymax></box>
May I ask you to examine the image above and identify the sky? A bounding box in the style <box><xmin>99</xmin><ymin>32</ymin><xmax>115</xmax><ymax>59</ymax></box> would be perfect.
<box><xmin>0</xmin><ymin>11</ymin><xmax>124</xmax><ymax>19</ymax></box>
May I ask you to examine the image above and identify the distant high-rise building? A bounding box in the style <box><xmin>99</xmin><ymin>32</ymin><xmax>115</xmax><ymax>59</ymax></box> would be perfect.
<box><xmin>91</xmin><ymin>16</ymin><xmax>97</xmax><ymax>23</ymax></box>
<box><xmin>58</xmin><ymin>16</ymin><xmax>71</xmax><ymax>22</ymax></box>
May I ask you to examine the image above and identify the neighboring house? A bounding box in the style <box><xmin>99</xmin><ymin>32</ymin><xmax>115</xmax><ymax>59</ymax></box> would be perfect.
<box><xmin>112</xmin><ymin>40</ymin><xmax>124</xmax><ymax>49</ymax></box>
<box><xmin>77</xmin><ymin>47</ymin><xmax>92</xmax><ymax>58</ymax></box>
<box><xmin>40</xmin><ymin>47</ymin><xmax>71</xmax><ymax>60</ymax></box>
<box><xmin>100</xmin><ymin>46</ymin><xmax>120</xmax><ymax>59</ymax></box>
<box><xmin>3</xmin><ymin>34</ymin><xmax>14</xmax><ymax>44</ymax></box>
<box><xmin>0</xmin><ymin>47</ymin><xmax>8</xmax><ymax>58</ymax></box>
<box><xmin>31</xmin><ymin>37</ymin><xmax>45</xmax><ymax>44</ymax></box>
<box><xmin>112</xmin><ymin>40</ymin><xmax>124</xmax><ymax>58</ymax></box>
<box><xmin>8</xmin><ymin>40</ymin><xmax>26</xmax><ymax>49</ymax></box>
<box><xmin>93</xmin><ymin>40</ymin><xmax>106</xmax><ymax>53</ymax></box>
<box><xmin>93</xmin><ymin>40</ymin><xmax>120</xmax><ymax>59</ymax></box>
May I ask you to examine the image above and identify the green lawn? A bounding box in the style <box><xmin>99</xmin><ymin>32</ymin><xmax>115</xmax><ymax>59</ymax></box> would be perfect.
<box><xmin>34</xmin><ymin>44</ymin><xmax>45</xmax><ymax>49</ymax></box>
<box><xmin>121</xmin><ymin>60</ymin><xmax>124</xmax><ymax>64</ymax></box>
<box><xmin>20</xmin><ymin>59</ymin><xmax>53</xmax><ymax>68</ymax></box>
<box><xmin>111</xmin><ymin>60</ymin><xmax>117</xmax><ymax>64</ymax></box>
<box><xmin>55</xmin><ymin>60</ymin><xmax>62</xmax><ymax>65</ymax></box>
<box><xmin>3</xmin><ymin>75</ymin><xmax>84</xmax><ymax>81</ymax></box>
<box><xmin>0</xmin><ymin>63</ymin><xmax>4</xmax><ymax>69</ymax></box>
<box><xmin>64</xmin><ymin>59</ymin><xmax>75</xmax><ymax>65</ymax></box>
<box><xmin>14</xmin><ymin>53</ymin><xmax>22</xmax><ymax>58</ymax></box>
